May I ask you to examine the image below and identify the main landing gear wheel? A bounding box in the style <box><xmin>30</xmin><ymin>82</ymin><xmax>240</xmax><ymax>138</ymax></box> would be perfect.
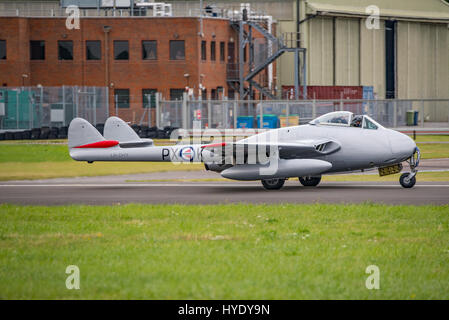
<box><xmin>399</xmin><ymin>173</ymin><xmax>416</xmax><ymax>188</ymax></box>
<box><xmin>261</xmin><ymin>178</ymin><xmax>285</xmax><ymax>190</ymax></box>
<box><xmin>299</xmin><ymin>176</ymin><xmax>322</xmax><ymax>187</ymax></box>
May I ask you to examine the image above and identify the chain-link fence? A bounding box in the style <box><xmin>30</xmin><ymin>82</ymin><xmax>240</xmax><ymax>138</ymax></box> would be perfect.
<box><xmin>1</xmin><ymin>88</ymin><xmax>448</xmax><ymax>134</ymax></box>
<box><xmin>0</xmin><ymin>86</ymin><xmax>108</xmax><ymax>130</ymax></box>
<box><xmin>158</xmin><ymin>96</ymin><xmax>449</xmax><ymax>130</ymax></box>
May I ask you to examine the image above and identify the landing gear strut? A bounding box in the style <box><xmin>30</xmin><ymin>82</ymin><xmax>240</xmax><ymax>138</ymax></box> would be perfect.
<box><xmin>400</xmin><ymin>147</ymin><xmax>420</xmax><ymax>189</ymax></box>
<box><xmin>299</xmin><ymin>176</ymin><xmax>321</xmax><ymax>187</ymax></box>
<box><xmin>261</xmin><ymin>178</ymin><xmax>285</xmax><ymax>190</ymax></box>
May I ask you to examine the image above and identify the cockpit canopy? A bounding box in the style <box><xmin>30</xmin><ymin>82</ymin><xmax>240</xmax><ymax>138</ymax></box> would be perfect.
<box><xmin>309</xmin><ymin>111</ymin><xmax>382</xmax><ymax>130</ymax></box>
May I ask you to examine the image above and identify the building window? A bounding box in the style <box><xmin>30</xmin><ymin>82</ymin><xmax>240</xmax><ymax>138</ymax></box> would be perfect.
<box><xmin>114</xmin><ymin>89</ymin><xmax>130</xmax><ymax>108</ymax></box>
<box><xmin>142</xmin><ymin>40</ymin><xmax>157</xmax><ymax>60</ymax></box>
<box><xmin>201</xmin><ymin>89</ymin><xmax>207</xmax><ymax>101</ymax></box>
<box><xmin>142</xmin><ymin>89</ymin><xmax>157</xmax><ymax>108</ymax></box>
<box><xmin>0</xmin><ymin>40</ymin><xmax>6</xmax><ymax>60</ymax></box>
<box><xmin>30</xmin><ymin>41</ymin><xmax>45</xmax><ymax>60</ymax></box>
<box><xmin>227</xmin><ymin>42</ymin><xmax>235</xmax><ymax>63</ymax></box>
<box><xmin>243</xmin><ymin>45</ymin><xmax>247</xmax><ymax>62</ymax></box>
<box><xmin>211</xmin><ymin>89</ymin><xmax>217</xmax><ymax>100</ymax></box>
<box><xmin>170</xmin><ymin>40</ymin><xmax>185</xmax><ymax>60</ymax></box>
<box><xmin>201</xmin><ymin>40</ymin><xmax>206</xmax><ymax>61</ymax></box>
<box><xmin>219</xmin><ymin>41</ymin><xmax>225</xmax><ymax>62</ymax></box>
<box><xmin>170</xmin><ymin>89</ymin><xmax>184</xmax><ymax>100</ymax></box>
<box><xmin>114</xmin><ymin>40</ymin><xmax>129</xmax><ymax>60</ymax></box>
<box><xmin>58</xmin><ymin>41</ymin><xmax>73</xmax><ymax>60</ymax></box>
<box><xmin>210</xmin><ymin>41</ymin><xmax>216</xmax><ymax>61</ymax></box>
<box><xmin>86</xmin><ymin>40</ymin><xmax>101</xmax><ymax>60</ymax></box>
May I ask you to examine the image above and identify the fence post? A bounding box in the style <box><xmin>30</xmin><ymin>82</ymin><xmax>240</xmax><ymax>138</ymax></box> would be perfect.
<box><xmin>16</xmin><ymin>90</ymin><xmax>19</xmax><ymax>129</ymax></box>
<box><xmin>286</xmin><ymin>101</ymin><xmax>290</xmax><ymax>128</ymax></box>
<box><xmin>207</xmin><ymin>100</ymin><xmax>212</xmax><ymax>129</ymax></box>
<box><xmin>223</xmin><ymin>96</ymin><xmax>228</xmax><ymax>129</ymax></box>
<box><xmin>156</xmin><ymin>92</ymin><xmax>161</xmax><ymax>128</ymax></box>
<box><xmin>62</xmin><ymin>85</ymin><xmax>66</xmax><ymax>126</ymax></box>
<box><xmin>147</xmin><ymin>94</ymin><xmax>151</xmax><ymax>126</ymax></box>
<box><xmin>29</xmin><ymin>88</ymin><xmax>33</xmax><ymax>130</ymax></box>
<box><xmin>93</xmin><ymin>88</ymin><xmax>97</xmax><ymax>126</ymax></box>
<box><xmin>233</xmin><ymin>100</ymin><xmax>237</xmax><ymax>129</ymax></box>
<box><xmin>312</xmin><ymin>99</ymin><xmax>316</xmax><ymax>119</ymax></box>
<box><xmin>259</xmin><ymin>99</ymin><xmax>263</xmax><ymax>129</ymax></box>
<box><xmin>182</xmin><ymin>92</ymin><xmax>188</xmax><ymax>129</ymax></box>
<box><xmin>421</xmin><ymin>100</ymin><xmax>424</xmax><ymax>127</ymax></box>
<box><xmin>393</xmin><ymin>100</ymin><xmax>397</xmax><ymax>128</ymax></box>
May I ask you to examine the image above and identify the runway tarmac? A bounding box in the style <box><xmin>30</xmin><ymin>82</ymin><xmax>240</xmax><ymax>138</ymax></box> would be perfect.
<box><xmin>1</xmin><ymin>180</ymin><xmax>449</xmax><ymax>205</ymax></box>
<box><xmin>1</xmin><ymin>158</ymin><xmax>448</xmax><ymax>206</ymax></box>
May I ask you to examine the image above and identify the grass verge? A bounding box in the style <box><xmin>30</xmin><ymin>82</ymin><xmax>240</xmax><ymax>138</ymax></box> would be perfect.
<box><xmin>0</xmin><ymin>203</ymin><xmax>448</xmax><ymax>299</ymax></box>
<box><xmin>0</xmin><ymin>162</ymin><xmax>203</xmax><ymax>181</ymax></box>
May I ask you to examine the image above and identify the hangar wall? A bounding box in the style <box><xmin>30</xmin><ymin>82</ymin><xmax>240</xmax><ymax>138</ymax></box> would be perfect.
<box><xmin>397</xmin><ymin>21</ymin><xmax>449</xmax><ymax>121</ymax></box>
<box><xmin>360</xmin><ymin>19</ymin><xmax>385</xmax><ymax>99</ymax></box>
<box><xmin>307</xmin><ymin>16</ymin><xmax>333</xmax><ymax>86</ymax></box>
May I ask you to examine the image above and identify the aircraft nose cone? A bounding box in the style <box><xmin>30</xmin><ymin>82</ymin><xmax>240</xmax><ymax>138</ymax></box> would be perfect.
<box><xmin>389</xmin><ymin>130</ymin><xmax>416</xmax><ymax>161</ymax></box>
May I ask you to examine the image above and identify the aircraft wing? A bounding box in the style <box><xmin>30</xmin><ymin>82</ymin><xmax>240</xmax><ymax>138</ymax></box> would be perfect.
<box><xmin>201</xmin><ymin>138</ymin><xmax>341</xmax><ymax>160</ymax></box>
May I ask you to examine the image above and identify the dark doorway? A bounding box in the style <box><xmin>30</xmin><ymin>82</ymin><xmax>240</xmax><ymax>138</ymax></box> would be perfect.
<box><xmin>385</xmin><ymin>20</ymin><xmax>396</xmax><ymax>99</ymax></box>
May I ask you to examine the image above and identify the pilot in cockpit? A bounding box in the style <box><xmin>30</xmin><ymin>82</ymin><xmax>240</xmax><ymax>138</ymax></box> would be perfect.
<box><xmin>351</xmin><ymin>115</ymin><xmax>363</xmax><ymax>128</ymax></box>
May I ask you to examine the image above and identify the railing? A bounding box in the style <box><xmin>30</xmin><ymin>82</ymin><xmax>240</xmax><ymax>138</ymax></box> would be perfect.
<box><xmin>0</xmin><ymin>86</ymin><xmax>108</xmax><ymax>131</ymax></box>
<box><xmin>2</xmin><ymin>89</ymin><xmax>448</xmax><ymax>133</ymax></box>
<box><xmin>157</xmin><ymin>97</ymin><xmax>449</xmax><ymax>131</ymax></box>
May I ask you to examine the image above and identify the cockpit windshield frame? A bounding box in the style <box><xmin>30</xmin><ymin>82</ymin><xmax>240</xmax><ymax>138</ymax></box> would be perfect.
<box><xmin>310</xmin><ymin>112</ymin><xmax>384</xmax><ymax>130</ymax></box>
<box><xmin>309</xmin><ymin>111</ymin><xmax>352</xmax><ymax>127</ymax></box>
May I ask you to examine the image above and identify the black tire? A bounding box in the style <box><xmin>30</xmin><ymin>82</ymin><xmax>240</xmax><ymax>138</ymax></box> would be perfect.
<box><xmin>299</xmin><ymin>176</ymin><xmax>321</xmax><ymax>187</ymax></box>
<box><xmin>400</xmin><ymin>173</ymin><xmax>416</xmax><ymax>188</ymax></box>
<box><xmin>261</xmin><ymin>178</ymin><xmax>285</xmax><ymax>190</ymax></box>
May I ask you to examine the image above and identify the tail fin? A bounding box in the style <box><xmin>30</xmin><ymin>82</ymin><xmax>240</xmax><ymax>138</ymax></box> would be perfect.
<box><xmin>104</xmin><ymin>116</ymin><xmax>140</xmax><ymax>143</ymax></box>
<box><xmin>68</xmin><ymin>118</ymin><xmax>107</xmax><ymax>148</ymax></box>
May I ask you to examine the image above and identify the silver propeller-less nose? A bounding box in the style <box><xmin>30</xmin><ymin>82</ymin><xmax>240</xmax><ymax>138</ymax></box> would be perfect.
<box><xmin>388</xmin><ymin>130</ymin><xmax>417</xmax><ymax>162</ymax></box>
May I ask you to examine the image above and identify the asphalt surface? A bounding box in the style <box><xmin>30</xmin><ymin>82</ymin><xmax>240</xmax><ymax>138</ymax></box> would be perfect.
<box><xmin>1</xmin><ymin>158</ymin><xmax>448</xmax><ymax>206</ymax></box>
<box><xmin>1</xmin><ymin>181</ymin><xmax>449</xmax><ymax>205</ymax></box>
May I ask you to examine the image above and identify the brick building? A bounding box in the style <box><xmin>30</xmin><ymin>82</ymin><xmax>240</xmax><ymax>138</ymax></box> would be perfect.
<box><xmin>0</xmin><ymin>16</ymin><xmax>271</xmax><ymax>122</ymax></box>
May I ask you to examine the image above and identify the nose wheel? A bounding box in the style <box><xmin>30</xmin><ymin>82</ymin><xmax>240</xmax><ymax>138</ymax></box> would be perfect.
<box><xmin>400</xmin><ymin>173</ymin><xmax>416</xmax><ymax>188</ymax></box>
<box><xmin>400</xmin><ymin>147</ymin><xmax>420</xmax><ymax>189</ymax></box>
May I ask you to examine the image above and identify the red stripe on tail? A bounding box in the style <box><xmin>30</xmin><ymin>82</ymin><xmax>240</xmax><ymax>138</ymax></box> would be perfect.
<box><xmin>74</xmin><ymin>140</ymin><xmax>119</xmax><ymax>148</ymax></box>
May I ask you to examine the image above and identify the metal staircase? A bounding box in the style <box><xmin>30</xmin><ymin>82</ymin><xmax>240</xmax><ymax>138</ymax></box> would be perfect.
<box><xmin>226</xmin><ymin>6</ymin><xmax>307</xmax><ymax>100</ymax></box>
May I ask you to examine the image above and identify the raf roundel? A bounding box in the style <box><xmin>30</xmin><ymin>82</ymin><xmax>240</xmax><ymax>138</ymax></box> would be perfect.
<box><xmin>180</xmin><ymin>146</ymin><xmax>195</xmax><ymax>162</ymax></box>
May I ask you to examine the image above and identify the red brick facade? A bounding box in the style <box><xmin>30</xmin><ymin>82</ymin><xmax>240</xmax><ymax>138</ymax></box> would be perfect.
<box><xmin>0</xmin><ymin>16</ymin><xmax>272</xmax><ymax>122</ymax></box>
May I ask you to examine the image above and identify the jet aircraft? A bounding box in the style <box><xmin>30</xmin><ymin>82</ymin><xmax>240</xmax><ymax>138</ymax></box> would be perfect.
<box><xmin>68</xmin><ymin>111</ymin><xmax>420</xmax><ymax>190</ymax></box>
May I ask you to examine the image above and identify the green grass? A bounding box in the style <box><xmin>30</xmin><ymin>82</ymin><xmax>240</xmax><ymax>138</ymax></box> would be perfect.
<box><xmin>0</xmin><ymin>162</ymin><xmax>204</xmax><ymax>181</ymax></box>
<box><xmin>0</xmin><ymin>144</ymin><xmax>203</xmax><ymax>180</ymax></box>
<box><xmin>418</xmin><ymin>143</ymin><xmax>449</xmax><ymax>159</ymax></box>
<box><xmin>0</xmin><ymin>203</ymin><xmax>448</xmax><ymax>299</ymax></box>
<box><xmin>408</xmin><ymin>135</ymin><xmax>449</xmax><ymax>142</ymax></box>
